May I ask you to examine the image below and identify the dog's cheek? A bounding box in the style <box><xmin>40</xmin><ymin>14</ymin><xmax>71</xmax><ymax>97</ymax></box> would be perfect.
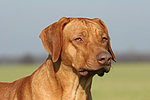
<box><xmin>61</xmin><ymin>44</ymin><xmax>77</xmax><ymax>66</ymax></box>
<box><xmin>67</xmin><ymin>44</ymin><xmax>77</xmax><ymax>58</ymax></box>
<box><xmin>102</xmin><ymin>42</ymin><xmax>108</xmax><ymax>48</ymax></box>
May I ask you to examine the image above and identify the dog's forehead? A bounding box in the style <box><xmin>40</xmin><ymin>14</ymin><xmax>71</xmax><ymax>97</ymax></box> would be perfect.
<box><xmin>63</xmin><ymin>18</ymin><xmax>106</xmax><ymax>36</ymax></box>
<box><xmin>64</xmin><ymin>19</ymin><xmax>88</xmax><ymax>31</ymax></box>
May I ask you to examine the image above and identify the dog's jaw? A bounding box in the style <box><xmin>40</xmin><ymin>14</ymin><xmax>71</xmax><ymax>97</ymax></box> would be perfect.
<box><xmin>78</xmin><ymin>65</ymin><xmax>111</xmax><ymax>77</ymax></box>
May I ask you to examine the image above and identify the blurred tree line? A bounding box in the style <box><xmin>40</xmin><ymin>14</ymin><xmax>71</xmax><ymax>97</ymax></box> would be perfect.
<box><xmin>0</xmin><ymin>52</ymin><xmax>150</xmax><ymax>64</ymax></box>
<box><xmin>0</xmin><ymin>54</ymin><xmax>47</xmax><ymax>64</ymax></box>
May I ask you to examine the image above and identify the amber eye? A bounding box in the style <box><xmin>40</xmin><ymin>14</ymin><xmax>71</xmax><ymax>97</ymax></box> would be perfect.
<box><xmin>75</xmin><ymin>37</ymin><xmax>83</xmax><ymax>42</ymax></box>
<box><xmin>102</xmin><ymin>37</ymin><xmax>108</xmax><ymax>42</ymax></box>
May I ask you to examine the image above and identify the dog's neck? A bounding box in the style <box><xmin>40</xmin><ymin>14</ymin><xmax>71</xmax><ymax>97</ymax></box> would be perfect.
<box><xmin>52</xmin><ymin>57</ymin><xmax>93</xmax><ymax>100</ymax></box>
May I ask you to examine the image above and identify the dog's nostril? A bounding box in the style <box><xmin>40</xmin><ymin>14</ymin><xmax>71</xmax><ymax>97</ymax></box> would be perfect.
<box><xmin>107</xmin><ymin>57</ymin><xmax>112</xmax><ymax>63</ymax></box>
<box><xmin>98</xmin><ymin>57</ymin><xmax>106</xmax><ymax>64</ymax></box>
<box><xmin>100</xmin><ymin>58</ymin><xmax>105</xmax><ymax>61</ymax></box>
<box><xmin>108</xmin><ymin>57</ymin><xmax>111</xmax><ymax>60</ymax></box>
<box><xmin>99</xmin><ymin>58</ymin><xmax>106</xmax><ymax>61</ymax></box>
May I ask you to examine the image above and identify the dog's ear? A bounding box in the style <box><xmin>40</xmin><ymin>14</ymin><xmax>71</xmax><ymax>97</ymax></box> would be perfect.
<box><xmin>107</xmin><ymin>37</ymin><xmax>116</xmax><ymax>62</ymax></box>
<box><xmin>39</xmin><ymin>17</ymin><xmax>70</xmax><ymax>62</ymax></box>
<box><xmin>93</xmin><ymin>18</ymin><xmax>116</xmax><ymax>62</ymax></box>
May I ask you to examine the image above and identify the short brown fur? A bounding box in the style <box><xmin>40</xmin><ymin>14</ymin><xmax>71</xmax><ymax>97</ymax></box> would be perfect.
<box><xmin>0</xmin><ymin>17</ymin><xmax>116</xmax><ymax>100</ymax></box>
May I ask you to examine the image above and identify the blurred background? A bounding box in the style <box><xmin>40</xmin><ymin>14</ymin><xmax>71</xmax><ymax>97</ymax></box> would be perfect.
<box><xmin>0</xmin><ymin>0</ymin><xmax>150</xmax><ymax>63</ymax></box>
<box><xmin>0</xmin><ymin>0</ymin><xmax>150</xmax><ymax>100</ymax></box>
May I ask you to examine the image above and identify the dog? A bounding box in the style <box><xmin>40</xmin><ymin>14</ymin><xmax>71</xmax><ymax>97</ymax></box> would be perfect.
<box><xmin>0</xmin><ymin>17</ymin><xmax>116</xmax><ymax>100</ymax></box>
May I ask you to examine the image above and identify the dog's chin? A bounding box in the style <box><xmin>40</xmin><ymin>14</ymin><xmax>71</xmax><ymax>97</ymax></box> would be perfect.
<box><xmin>78</xmin><ymin>67</ymin><xmax>109</xmax><ymax>77</ymax></box>
<box><xmin>96</xmin><ymin>68</ymin><xmax>107</xmax><ymax>77</ymax></box>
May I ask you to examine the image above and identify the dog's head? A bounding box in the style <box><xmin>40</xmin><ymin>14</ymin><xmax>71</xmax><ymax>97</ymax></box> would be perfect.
<box><xmin>39</xmin><ymin>17</ymin><xmax>116</xmax><ymax>77</ymax></box>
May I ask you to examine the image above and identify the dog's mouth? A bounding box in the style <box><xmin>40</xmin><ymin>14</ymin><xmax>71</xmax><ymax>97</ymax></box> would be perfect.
<box><xmin>78</xmin><ymin>67</ymin><xmax>110</xmax><ymax>77</ymax></box>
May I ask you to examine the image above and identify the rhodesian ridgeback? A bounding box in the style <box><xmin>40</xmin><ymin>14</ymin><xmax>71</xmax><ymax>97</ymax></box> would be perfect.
<box><xmin>0</xmin><ymin>17</ymin><xmax>116</xmax><ymax>100</ymax></box>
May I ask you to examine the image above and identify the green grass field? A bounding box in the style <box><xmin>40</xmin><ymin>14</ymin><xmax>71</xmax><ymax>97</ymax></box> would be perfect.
<box><xmin>0</xmin><ymin>62</ymin><xmax>150</xmax><ymax>100</ymax></box>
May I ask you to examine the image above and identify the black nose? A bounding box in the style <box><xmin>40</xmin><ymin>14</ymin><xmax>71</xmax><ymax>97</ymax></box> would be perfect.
<box><xmin>96</xmin><ymin>52</ymin><xmax>112</xmax><ymax>65</ymax></box>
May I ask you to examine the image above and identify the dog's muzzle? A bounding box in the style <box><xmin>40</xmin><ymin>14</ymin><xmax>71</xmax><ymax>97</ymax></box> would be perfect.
<box><xmin>79</xmin><ymin>52</ymin><xmax>112</xmax><ymax>77</ymax></box>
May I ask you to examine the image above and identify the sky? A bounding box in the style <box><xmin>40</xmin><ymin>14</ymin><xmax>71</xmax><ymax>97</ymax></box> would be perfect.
<box><xmin>0</xmin><ymin>0</ymin><xmax>150</xmax><ymax>57</ymax></box>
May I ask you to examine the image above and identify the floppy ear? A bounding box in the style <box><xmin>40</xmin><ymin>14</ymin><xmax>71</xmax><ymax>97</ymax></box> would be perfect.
<box><xmin>107</xmin><ymin>37</ymin><xmax>116</xmax><ymax>62</ymax></box>
<box><xmin>39</xmin><ymin>17</ymin><xmax>70</xmax><ymax>62</ymax></box>
<box><xmin>93</xmin><ymin>18</ymin><xmax>116</xmax><ymax>62</ymax></box>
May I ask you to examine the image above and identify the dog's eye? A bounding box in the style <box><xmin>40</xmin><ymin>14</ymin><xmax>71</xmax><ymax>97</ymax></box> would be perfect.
<box><xmin>102</xmin><ymin>37</ymin><xmax>108</xmax><ymax>42</ymax></box>
<box><xmin>75</xmin><ymin>37</ymin><xmax>83</xmax><ymax>42</ymax></box>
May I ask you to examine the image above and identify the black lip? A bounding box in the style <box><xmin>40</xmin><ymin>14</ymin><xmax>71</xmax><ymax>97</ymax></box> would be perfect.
<box><xmin>89</xmin><ymin>68</ymin><xmax>106</xmax><ymax>76</ymax></box>
<box><xmin>79</xmin><ymin>68</ymin><xmax>107</xmax><ymax>76</ymax></box>
<box><xmin>97</xmin><ymin>68</ymin><xmax>107</xmax><ymax>76</ymax></box>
